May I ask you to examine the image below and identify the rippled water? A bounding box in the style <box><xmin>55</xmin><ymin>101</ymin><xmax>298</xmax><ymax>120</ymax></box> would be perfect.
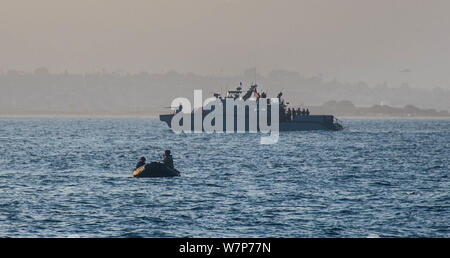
<box><xmin>0</xmin><ymin>118</ymin><xmax>449</xmax><ymax>237</ymax></box>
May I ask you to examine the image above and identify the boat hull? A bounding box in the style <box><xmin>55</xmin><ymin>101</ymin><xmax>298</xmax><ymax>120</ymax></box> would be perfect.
<box><xmin>133</xmin><ymin>162</ymin><xmax>180</xmax><ymax>178</ymax></box>
<box><xmin>159</xmin><ymin>114</ymin><xmax>343</xmax><ymax>131</ymax></box>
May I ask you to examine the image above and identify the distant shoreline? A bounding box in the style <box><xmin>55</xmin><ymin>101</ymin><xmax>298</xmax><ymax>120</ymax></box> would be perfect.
<box><xmin>0</xmin><ymin>113</ymin><xmax>159</xmax><ymax>118</ymax></box>
<box><xmin>2</xmin><ymin>69</ymin><xmax>450</xmax><ymax>119</ymax></box>
<box><xmin>337</xmin><ymin>116</ymin><xmax>450</xmax><ymax>119</ymax></box>
<box><xmin>1</xmin><ymin>113</ymin><xmax>449</xmax><ymax>119</ymax></box>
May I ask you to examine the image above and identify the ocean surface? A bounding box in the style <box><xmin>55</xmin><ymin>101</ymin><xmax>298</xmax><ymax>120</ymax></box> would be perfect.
<box><xmin>0</xmin><ymin>118</ymin><xmax>448</xmax><ymax>237</ymax></box>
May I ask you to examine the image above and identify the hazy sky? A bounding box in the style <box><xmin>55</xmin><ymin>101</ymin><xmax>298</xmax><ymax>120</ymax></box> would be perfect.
<box><xmin>1</xmin><ymin>0</ymin><xmax>450</xmax><ymax>88</ymax></box>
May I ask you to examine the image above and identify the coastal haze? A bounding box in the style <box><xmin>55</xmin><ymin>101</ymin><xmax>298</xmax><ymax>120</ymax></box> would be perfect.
<box><xmin>1</xmin><ymin>0</ymin><xmax>450</xmax><ymax>115</ymax></box>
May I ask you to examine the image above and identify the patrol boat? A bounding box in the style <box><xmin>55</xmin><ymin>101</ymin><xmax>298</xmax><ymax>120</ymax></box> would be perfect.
<box><xmin>159</xmin><ymin>83</ymin><xmax>343</xmax><ymax>131</ymax></box>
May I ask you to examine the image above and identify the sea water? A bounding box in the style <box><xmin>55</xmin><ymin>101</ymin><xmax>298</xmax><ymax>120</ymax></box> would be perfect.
<box><xmin>0</xmin><ymin>118</ymin><xmax>448</xmax><ymax>237</ymax></box>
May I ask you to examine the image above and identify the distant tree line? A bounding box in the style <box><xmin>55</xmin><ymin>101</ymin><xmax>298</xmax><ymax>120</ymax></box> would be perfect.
<box><xmin>0</xmin><ymin>68</ymin><xmax>449</xmax><ymax>116</ymax></box>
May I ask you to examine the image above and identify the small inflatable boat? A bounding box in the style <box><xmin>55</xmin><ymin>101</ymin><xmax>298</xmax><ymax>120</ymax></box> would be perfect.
<box><xmin>133</xmin><ymin>162</ymin><xmax>180</xmax><ymax>178</ymax></box>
